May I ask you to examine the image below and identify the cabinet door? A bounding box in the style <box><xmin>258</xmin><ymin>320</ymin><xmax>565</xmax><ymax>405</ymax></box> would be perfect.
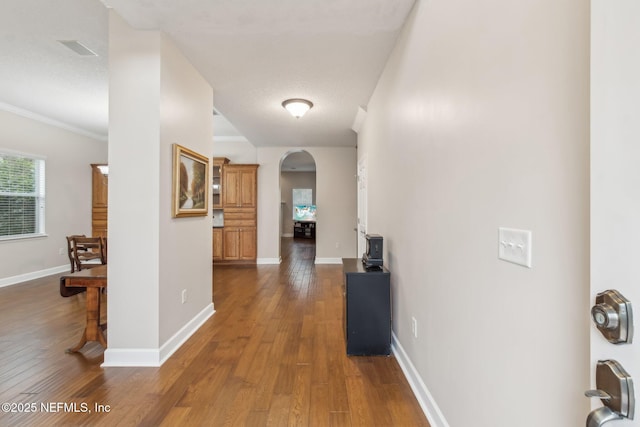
<box><xmin>91</xmin><ymin>164</ymin><xmax>108</xmax><ymax>237</ymax></box>
<box><xmin>239</xmin><ymin>227</ymin><xmax>257</xmax><ymax>260</ymax></box>
<box><xmin>212</xmin><ymin>158</ymin><xmax>229</xmax><ymax>209</ymax></box>
<box><xmin>212</xmin><ymin>164</ymin><xmax>222</xmax><ymax>209</ymax></box>
<box><xmin>91</xmin><ymin>164</ymin><xmax>108</xmax><ymax>208</ymax></box>
<box><xmin>239</xmin><ymin>169</ymin><xmax>256</xmax><ymax>208</ymax></box>
<box><xmin>345</xmin><ymin>271</ymin><xmax>391</xmax><ymax>355</ymax></box>
<box><xmin>223</xmin><ymin>227</ymin><xmax>240</xmax><ymax>260</ymax></box>
<box><xmin>223</xmin><ymin>169</ymin><xmax>240</xmax><ymax>207</ymax></box>
<box><xmin>213</xmin><ymin>228</ymin><xmax>223</xmax><ymax>261</ymax></box>
<box><xmin>92</xmin><ymin>210</ymin><xmax>108</xmax><ymax>239</ymax></box>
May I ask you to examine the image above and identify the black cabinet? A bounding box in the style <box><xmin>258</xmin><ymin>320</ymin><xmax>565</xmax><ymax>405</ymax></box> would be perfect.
<box><xmin>342</xmin><ymin>258</ymin><xmax>391</xmax><ymax>355</ymax></box>
<box><xmin>294</xmin><ymin>221</ymin><xmax>316</xmax><ymax>239</ymax></box>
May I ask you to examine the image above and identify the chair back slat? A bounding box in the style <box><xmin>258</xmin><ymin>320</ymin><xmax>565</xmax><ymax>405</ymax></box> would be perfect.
<box><xmin>65</xmin><ymin>234</ymin><xmax>86</xmax><ymax>273</ymax></box>
<box><xmin>71</xmin><ymin>236</ymin><xmax>106</xmax><ymax>271</ymax></box>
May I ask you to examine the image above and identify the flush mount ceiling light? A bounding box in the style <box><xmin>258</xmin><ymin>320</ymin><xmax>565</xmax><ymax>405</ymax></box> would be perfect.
<box><xmin>282</xmin><ymin>98</ymin><xmax>313</xmax><ymax>118</ymax></box>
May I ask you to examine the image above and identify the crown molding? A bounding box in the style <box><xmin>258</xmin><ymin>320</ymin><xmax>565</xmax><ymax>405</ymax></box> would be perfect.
<box><xmin>0</xmin><ymin>102</ymin><xmax>108</xmax><ymax>142</ymax></box>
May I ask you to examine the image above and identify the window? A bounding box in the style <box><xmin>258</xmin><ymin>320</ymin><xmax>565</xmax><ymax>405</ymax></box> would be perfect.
<box><xmin>292</xmin><ymin>188</ymin><xmax>312</xmax><ymax>215</ymax></box>
<box><xmin>0</xmin><ymin>152</ymin><xmax>45</xmax><ymax>239</ymax></box>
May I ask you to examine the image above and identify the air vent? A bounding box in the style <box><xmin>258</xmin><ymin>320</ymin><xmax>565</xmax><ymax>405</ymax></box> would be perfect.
<box><xmin>58</xmin><ymin>40</ymin><xmax>97</xmax><ymax>57</ymax></box>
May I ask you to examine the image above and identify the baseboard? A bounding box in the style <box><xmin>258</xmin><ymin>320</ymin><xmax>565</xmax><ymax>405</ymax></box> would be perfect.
<box><xmin>102</xmin><ymin>303</ymin><xmax>215</xmax><ymax>367</ymax></box>
<box><xmin>314</xmin><ymin>257</ymin><xmax>343</xmax><ymax>264</ymax></box>
<box><xmin>392</xmin><ymin>332</ymin><xmax>449</xmax><ymax>427</ymax></box>
<box><xmin>101</xmin><ymin>348</ymin><xmax>161</xmax><ymax>367</ymax></box>
<box><xmin>159</xmin><ymin>303</ymin><xmax>215</xmax><ymax>364</ymax></box>
<box><xmin>0</xmin><ymin>264</ymin><xmax>69</xmax><ymax>288</ymax></box>
<box><xmin>256</xmin><ymin>257</ymin><xmax>282</xmax><ymax>264</ymax></box>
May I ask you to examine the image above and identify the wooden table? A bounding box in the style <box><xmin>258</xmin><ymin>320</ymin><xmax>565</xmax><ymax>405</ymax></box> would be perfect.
<box><xmin>61</xmin><ymin>265</ymin><xmax>107</xmax><ymax>352</ymax></box>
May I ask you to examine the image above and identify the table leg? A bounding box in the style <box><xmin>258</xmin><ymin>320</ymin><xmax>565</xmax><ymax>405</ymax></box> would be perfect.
<box><xmin>66</xmin><ymin>287</ymin><xmax>107</xmax><ymax>353</ymax></box>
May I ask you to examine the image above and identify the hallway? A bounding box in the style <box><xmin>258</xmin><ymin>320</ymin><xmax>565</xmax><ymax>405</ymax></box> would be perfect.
<box><xmin>0</xmin><ymin>238</ymin><xmax>428</xmax><ymax>426</ymax></box>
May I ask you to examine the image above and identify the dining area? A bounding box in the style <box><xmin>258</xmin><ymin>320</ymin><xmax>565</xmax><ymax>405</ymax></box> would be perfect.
<box><xmin>60</xmin><ymin>235</ymin><xmax>108</xmax><ymax>354</ymax></box>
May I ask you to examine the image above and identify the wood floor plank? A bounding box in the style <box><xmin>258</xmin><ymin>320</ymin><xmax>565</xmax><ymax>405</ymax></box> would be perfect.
<box><xmin>253</xmin><ymin>367</ymin><xmax>281</xmax><ymax>412</ymax></box>
<box><xmin>222</xmin><ymin>386</ymin><xmax>258</xmax><ymax>426</ymax></box>
<box><xmin>288</xmin><ymin>364</ymin><xmax>312</xmax><ymax>426</ymax></box>
<box><xmin>245</xmin><ymin>342</ymin><xmax>272</xmax><ymax>385</ymax></box>
<box><xmin>245</xmin><ymin>410</ymin><xmax>269</xmax><ymax>426</ymax></box>
<box><xmin>266</xmin><ymin>393</ymin><xmax>291</xmax><ymax>427</ymax></box>
<box><xmin>158</xmin><ymin>406</ymin><xmax>191</xmax><ymax>426</ymax></box>
<box><xmin>309</xmin><ymin>384</ymin><xmax>331</xmax><ymax>426</ymax></box>
<box><xmin>0</xmin><ymin>238</ymin><xmax>429</xmax><ymax>426</ymax></box>
<box><xmin>176</xmin><ymin>364</ymin><xmax>233</xmax><ymax>407</ymax></box>
<box><xmin>232</xmin><ymin>326</ymin><xmax>265</xmax><ymax>379</ymax></box>
<box><xmin>311</xmin><ymin>323</ymin><xmax>330</xmax><ymax>385</ymax></box>
<box><xmin>329</xmin><ymin>411</ymin><xmax>352</xmax><ymax>427</ymax></box>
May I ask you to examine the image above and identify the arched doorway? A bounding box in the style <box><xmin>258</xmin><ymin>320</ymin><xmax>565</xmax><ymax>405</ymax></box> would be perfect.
<box><xmin>279</xmin><ymin>150</ymin><xmax>317</xmax><ymax>262</ymax></box>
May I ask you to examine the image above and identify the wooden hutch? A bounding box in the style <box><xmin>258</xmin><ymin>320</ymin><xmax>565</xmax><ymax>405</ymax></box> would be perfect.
<box><xmin>212</xmin><ymin>158</ymin><xmax>259</xmax><ymax>263</ymax></box>
<box><xmin>91</xmin><ymin>164</ymin><xmax>108</xmax><ymax>238</ymax></box>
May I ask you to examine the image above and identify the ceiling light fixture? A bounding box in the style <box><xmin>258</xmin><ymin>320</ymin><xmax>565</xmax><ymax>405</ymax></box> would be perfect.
<box><xmin>282</xmin><ymin>98</ymin><xmax>313</xmax><ymax>118</ymax></box>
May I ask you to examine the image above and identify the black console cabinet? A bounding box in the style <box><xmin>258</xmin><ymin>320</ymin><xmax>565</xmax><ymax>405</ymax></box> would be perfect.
<box><xmin>342</xmin><ymin>258</ymin><xmax>391</xmax><ymax>355</ymax></box>
<box><xmin>294</xmin><ymin>221</ymin><xmax>315</xmax><ymax>239</ymax></box>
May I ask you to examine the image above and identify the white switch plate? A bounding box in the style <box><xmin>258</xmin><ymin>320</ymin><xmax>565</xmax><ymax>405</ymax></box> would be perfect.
<box><xmin>498</xmin><ymin>227</ymin><xmax>532</xmax><ymax>268</ymax></box>
<box><xmin>411</xmin><ymin>316</ymin><xmax>418</xmax><ymax>338</ymax></box>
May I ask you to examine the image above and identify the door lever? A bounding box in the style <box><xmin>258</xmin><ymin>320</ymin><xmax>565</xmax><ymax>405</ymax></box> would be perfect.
<box><xmin>585</xmin><ymin>359</ymin><xmax>635</xmax><ymax>426</ymax></box>
<box><xmin>585</xmin><ymin>390</ymin><xmax>612</xmax><ymax>400</ymax></box>
<box><xmin>586</xmin><ymin>407</ymin><xmax>621</xmax><ymax>427</ymax></box>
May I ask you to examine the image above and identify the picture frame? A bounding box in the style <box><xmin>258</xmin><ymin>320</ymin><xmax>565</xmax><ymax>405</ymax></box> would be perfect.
<box><xmin>172</xmin><ymin>144</ymin><xmax>210</xmax><ymax>218</ymax></box>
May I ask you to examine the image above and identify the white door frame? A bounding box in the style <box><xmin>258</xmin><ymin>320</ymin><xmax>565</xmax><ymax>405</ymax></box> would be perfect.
<box><xmin>357</xmin><ymin>155</ymin><xmax>367</xmax><ymax>257</ymax></box>
<box><xmin>590</xmin><ymin>1</ymin><xmax>640</xmax><ymax>424</ymax></box>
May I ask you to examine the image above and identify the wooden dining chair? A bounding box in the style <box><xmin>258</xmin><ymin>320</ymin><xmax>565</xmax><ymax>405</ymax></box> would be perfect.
<box><xmin>72</xmin><ymin>237</ymin><xmax>105</xmax><ymax>271</ymax></box>
<box><xmin>66</xmin><ymin>234</ymin><xmax>86</xmax><ymax>273</ymax></box>
<box><xmin>61</xmin><ymin>235</ymin><xmax>89</xmax><ymax>297</ymax></box>
<box><xmin>101</xmin><ymin>237</ymin><xmax>107</xmax><ymax>264</ymax></box>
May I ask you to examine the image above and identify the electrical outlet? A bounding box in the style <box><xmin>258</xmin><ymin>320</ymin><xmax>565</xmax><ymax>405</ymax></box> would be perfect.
<box><xmin>411</xmin><ymin>316</ymin><xmax>418</xmax><ymax>338</ymax></box>
<box><xmin>181</xmin><ymin>289</ymin><xmax>187</xmax><ymax>304</ymax></box>
<box><xmin>58</xmin><ymin>247</ymin><xmax>65</xmax><ymax>255</ymax></box>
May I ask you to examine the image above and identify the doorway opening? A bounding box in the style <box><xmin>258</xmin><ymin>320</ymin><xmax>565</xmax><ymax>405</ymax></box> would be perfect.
<box><xmin>279</xmin><ymin>150</ymin><xmax>317</xmax><ymax>263</ymax></box>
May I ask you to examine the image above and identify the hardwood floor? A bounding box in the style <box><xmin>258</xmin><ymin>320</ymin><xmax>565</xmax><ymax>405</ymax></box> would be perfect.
<box><xmin>0</xmin><ymin>238</ymin><xmax>429</xmax><ymax>426</ymax></box>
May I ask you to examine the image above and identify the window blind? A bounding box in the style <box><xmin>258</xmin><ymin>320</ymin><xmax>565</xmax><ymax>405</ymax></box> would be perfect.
<box><xmin>0</xmin><ymin>152</ymin><xmax>45</xmax><ymax>238</ymax></box>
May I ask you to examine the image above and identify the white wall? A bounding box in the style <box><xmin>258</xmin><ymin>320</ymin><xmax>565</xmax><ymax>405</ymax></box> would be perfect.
<box><xmin>213</xmin><ymin>139</ymin><xmax>257</xmax><ymax>163</ymax></box>
<box><xmin>107</xmin><ymin>10</ymin><xmax>161</xmax><ymax>355</ymax></box>
<box><xmin>105</xmin><ymin>11</ymin><xmax>213</xmax><ymax>366</ymax></box>
<box><xmin>357</xmin><ymin>1</ymin><xmax>590</xmax><ymax>426</ymax></box>
<box><xmin>0</xmin><ymin>109</ymin><xmax>107</xmax><ymax>284</ymax></box>
<box><xmin>257</xmin><ymin>146</ymin><xmax>356</xmax><ymax>263</ymax></box>
<box><xmin>591</xmin><ymin>2</ymin><xmax>640</xmax><ymax>425</ymax></box>
<box><xmin>158</xmin><ymin>33</ymin><xmax>214</xmax><ymax>345</ymax></box>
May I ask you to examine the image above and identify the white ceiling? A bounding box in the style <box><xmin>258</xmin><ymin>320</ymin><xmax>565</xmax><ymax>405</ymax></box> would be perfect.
<box><xmin>0</xmin><ymin>0</ymin><xmax>109</xmax><ymax>140</ymax></box>
<box><xmin>0</xmin><ymin>0</ymin><xmax>415</xmax><ymax>147</ymax></box>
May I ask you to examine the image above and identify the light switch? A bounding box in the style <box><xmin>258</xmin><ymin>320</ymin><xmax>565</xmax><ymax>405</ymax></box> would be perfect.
<box><xmin>498</xmin><ymin>227</ymin><xmax>532</xmax><ymax>268</ymax></box>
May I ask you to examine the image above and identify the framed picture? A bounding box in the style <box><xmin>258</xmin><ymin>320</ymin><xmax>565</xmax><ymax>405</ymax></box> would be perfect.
<box><xmin>172</xmin><ymin>144</ymin><xmax>210</xmax><ymax>218</ymax></box>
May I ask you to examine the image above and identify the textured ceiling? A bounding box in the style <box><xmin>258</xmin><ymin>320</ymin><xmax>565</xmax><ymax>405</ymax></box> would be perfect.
<box><xmin>0</xmin><ymin>0</ymin><xmax>109</xmax><ymax>139</ymax></box>
<box><xmin>0</xmin><ymin>0</ymin><xmax>415</xmax><ymax>147</ymax></box>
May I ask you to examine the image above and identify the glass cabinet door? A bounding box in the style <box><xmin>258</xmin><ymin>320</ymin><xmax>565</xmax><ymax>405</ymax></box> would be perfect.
<box><xmin>212</xmin><ymin>157</ymin><xmax>229</xmax><ymax>209</ymax></box>
<box><xmin>212</xmin><ymin>164</ymin><xmax>221</xmax><ymax>208</ymax></box>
